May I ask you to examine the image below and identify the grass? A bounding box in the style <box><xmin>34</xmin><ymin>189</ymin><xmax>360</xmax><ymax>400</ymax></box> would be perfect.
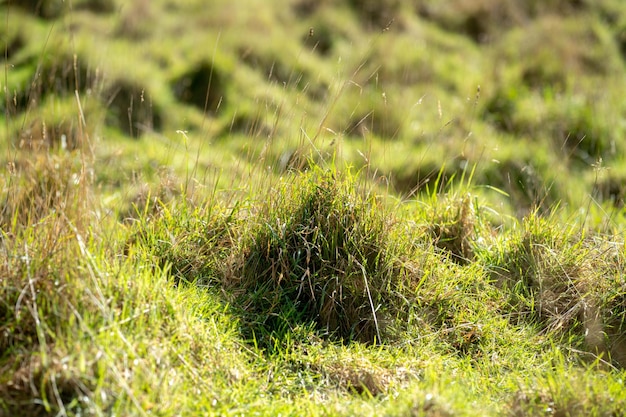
<box><xmin>3</xmin><ymin>0</ymin><xmax>626</xmax><ymax>416</ymax></box>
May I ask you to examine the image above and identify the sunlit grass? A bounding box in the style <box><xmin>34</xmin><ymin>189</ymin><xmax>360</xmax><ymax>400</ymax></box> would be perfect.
<box><xmin>3</xmin><ymin>0</ymin><xmax>626</xmax><ymax>415</ymax></box>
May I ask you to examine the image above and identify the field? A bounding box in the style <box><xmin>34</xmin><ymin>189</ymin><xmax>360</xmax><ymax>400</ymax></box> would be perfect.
<box><xmin>2</xmin><ymin>0</ymin><xmax>626</xmax><ymax>415</ymax></box>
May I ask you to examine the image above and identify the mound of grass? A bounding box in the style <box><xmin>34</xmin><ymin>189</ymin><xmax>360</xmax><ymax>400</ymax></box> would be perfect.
<box><xmin>482</xmin><ymin>213</ymin><xmax>626</xmax><ymax>367</ymax></box>
<box><xmin>5</xmin><ymin>51</ymin><xmax>97</xmax><ymax>115</ymax></box>
<box><xmin>172</xmin><ymin>60</ymin><xmax>230</xmax><ymax>115</ymax></box>
<box><xmin>237</xmin><ymin>169</ymin><xmax>399</xmax><ymax>345</ymax></box>
<box><xmin>104</xmin><ymin>78</ymin><xmax>163</xmax><ymax>138</ymax></box>
<box><xmin>10</xmin><ymin>0</ymin><xmax>115</xmax><ymax>19</ymax></box>
<box><xmin>130</xmin><ymin>168</ymin><xmax>407</xmax><ymax>345</ymax></box>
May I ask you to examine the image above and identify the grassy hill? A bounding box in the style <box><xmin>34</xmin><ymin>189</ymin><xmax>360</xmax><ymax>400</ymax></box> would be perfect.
<box><xmin>2</xmin><ymin>0</ymin><xmax>626</xmax><ymax>415</ymax></box>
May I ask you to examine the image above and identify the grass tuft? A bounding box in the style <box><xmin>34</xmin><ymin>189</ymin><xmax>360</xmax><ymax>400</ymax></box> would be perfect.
<box><xmin>237</xmin><ymin>168</ymin><xmax>397</xmax><ymax>345</ymax></box>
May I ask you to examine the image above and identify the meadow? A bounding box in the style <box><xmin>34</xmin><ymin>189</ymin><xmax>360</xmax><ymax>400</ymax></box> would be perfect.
<box><xmin>2</xmin><ymin>0</ymin><xmax>626</xmax><ymax>415</ymax></box>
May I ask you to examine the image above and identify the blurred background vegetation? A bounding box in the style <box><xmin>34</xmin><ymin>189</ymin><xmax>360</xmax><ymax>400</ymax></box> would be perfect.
<box><xmin>3</xmin><ymin>0</ymin><xmax>626</xmax><ymax>220</ymax></box>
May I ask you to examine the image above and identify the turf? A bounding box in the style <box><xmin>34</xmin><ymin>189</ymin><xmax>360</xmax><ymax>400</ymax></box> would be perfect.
<box><xmin>2</xmin><ymin>0</ymin><xmax>626</xmax><ymax>415</ymax></box>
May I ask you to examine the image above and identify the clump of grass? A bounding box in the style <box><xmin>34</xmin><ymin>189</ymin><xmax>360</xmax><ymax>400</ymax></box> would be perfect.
<box><xmin>545</xmin><ymin>97</ymin><xmax>618</xmax><ymax>166</ymax></box>
<box><xmin>403</xmin><ymin>165</ymin><xmax>492</xmax><ymax>265</ymax></box>
<box><xmin>172</xmin><ymin>58</ymin><xmax>232</xmax><ymax>115</ymax></box>
<box><xmin>1</xmin><ymin>151</ymin><xmax>91</xmax><ymax>230</ymax></box>
<box><xmin>9</xmin><ymin>0</ymin><xmax>66</xmax><ymax>19</ymax></box>
<box><xmin>422</xmin><ymin>191</ymin><xmax>478</xmax><ymax>264</ymax></box>
<box><xmin>389</xmin><ymin>159</ymin><xmax>458</xmax><ymax>197</ymax></box>
<box><xmin>420</xmin><ymin>0</ymin><xmax>592</xmax><ymax>44</ymax></box>
<box><xmin>237</xmin><ymin>168</ymin><xmax>398</xmax><ymax>345</ymax></box>
<box><xmin>486</xmin><ymin>215</ymin><xmax>588</xmax><ymax>332</ymax></box>
<box><xmin>4</xmin><ymin>51</ymin><xmax>98</xmax><ymax>126</ymax></box>
<box><xmin>592</xmin><ymin>169</ymin><xmax>626</xmax><ymax>208</ymax></box>
<box><xmin>0</xmin><ymin>151</ymin><xmax>96</xmax><ymax>415</ymax></box>
<box><xmin>104</xmin><ymin>78</ymin><xmax>163</xmax><ymax>138</ymax></box>
<box><xmin>330</xmin><ymin>87</ymin><xmax>407</xmax><ymax>141</ymax></box>
<box><xmin>419</xmin><ymin>0</ymin><xmax>525</xmax><ymax>43</ymax></box>
<box><xmin>483</xmin><ymin>81</ymin><xmax>622</xmax><ymax>172</ymax></box>
<box><xmin>584</xmin><ymin>235</ymin><xmax>626</xmax><ymax>367</ymax></box>
<box><xmin>10</xmin><ymin>0</ymin><xmax>115</xmax><ymax>19</ymax></box>
<box><xmin>482</xmin><ymin>84</ymin><xmax>524</xmax><ymax>133</ymax></box>
<box><xmin>115</xmin><ymin>0</ymin><xmax>153</xmax><ymax>39</ymax></box>
<box><xmin>481</xmin><ymin>212</ymin><xmax>626</xmax><ymax>368</ymax></box>
<box><xmin>127</xmin><ymin>194</ymin><xmax>238</xmax><ymax>286</ymax></box>
<box><xmin>346</xmin><ymin>0</ymin><xmax>400</xmax><ymax>30</ymax></box>
<box><xmin>345</xmin><ymin>97</ymin><xmax>405</xmax><ymax>140</ymax></box>
<box><xmin>479</xmin><ymin>151</ymin><xmax>562</xmax><ymax>218</ymax></box>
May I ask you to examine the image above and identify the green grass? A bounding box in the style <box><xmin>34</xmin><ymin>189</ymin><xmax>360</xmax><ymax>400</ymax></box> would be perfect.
<box><xmin>3</xmin><ymin>0</ymin><xmax>626</xmax><ymax>416</ymax></box>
